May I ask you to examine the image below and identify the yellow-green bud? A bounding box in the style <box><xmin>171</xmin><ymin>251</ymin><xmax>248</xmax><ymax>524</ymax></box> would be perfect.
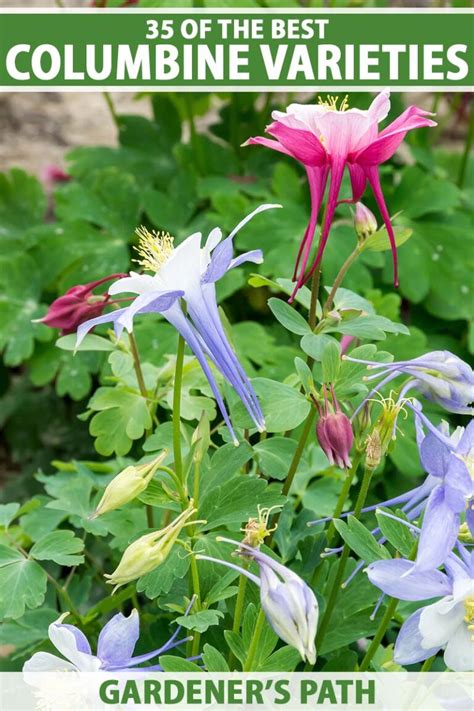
<box><xmin>192</xmin><ymin>412</ymin><xmax>211</xmax><ymax>463</ymax></box>
<box><xmin>105</xmin><ymin>502</ymin><xmax>196</xmax><ymax>592</ymax></box>
<box><xmin>92</xmin><ymin>451</ymin><xmax>168</xmax><ymax>518</ymax></box>
<box><xmin>365</xmin><ymin>396</ymin><xmax>406</xmax><ymax>469</ymax></box>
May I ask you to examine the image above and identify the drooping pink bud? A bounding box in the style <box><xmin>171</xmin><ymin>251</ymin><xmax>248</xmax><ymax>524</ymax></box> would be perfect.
<box><xmin>41</xmin><ymin>165</ymin><xmax>70</xmax><ymax>187</ymax></box>
<box><xmin>354</xmin><ymin>202</ymin><xmax>377</xmax><ymax>241</ymax></box>
<box><xmin>315</xmin><ymin>385</ymin><xmax>354</xmax><ymax>469</ymax></box>
<box><xmin>35</xmin><ymin>273</ymin><xmax>126</xmax><ymax>335</ymax></box>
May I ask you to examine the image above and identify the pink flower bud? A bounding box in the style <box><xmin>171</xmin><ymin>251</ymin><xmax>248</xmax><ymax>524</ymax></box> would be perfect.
<box><xmin>315</xmin><ymin>385</ymin><xmax>354</xmax><ymax>469</ymax></box>
<box><xmin>41</xmin><ymin>165</ymin><xmax>70</xmax><ymax>187</ymax></box>
<box><xmin>354</xmin><ymin>202</ymin><xmax>377</xmax><ymax>241</ymax></box>
<box><xmin>36</xmin><ymin>273</ymin><xmax>126</xmax><ymax>335</ymax></box>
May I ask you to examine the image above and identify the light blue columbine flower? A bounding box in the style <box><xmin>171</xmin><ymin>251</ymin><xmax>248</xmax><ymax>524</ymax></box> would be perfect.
<box><xmin>23</xmin><ymin>605</ymin><xmax>195</xmax><ymax>672</ymax></box>
<box><xmin>75</xmin><ymin>204</ymin><xmax>281</xmax><ymax>444</ymax></box>
<box><xmin>347</xmin><ymin>350</ymin><xmax>474</xmax><ymax>418</ymax></box>
<box><xmin>196</xmin><ymin>537</ymin><xmax>318</xmax><ymax>664</ymax></box>
<box><xmin>367</xmin><ymin>544</ymin><xmax>474</xmax><ymax>671</ymax></box>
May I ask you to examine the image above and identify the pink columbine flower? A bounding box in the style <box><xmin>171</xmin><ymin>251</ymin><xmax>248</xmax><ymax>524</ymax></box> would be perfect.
<box><xmin>35</xmin><ymin>273</ymin><xmax>127</xmax><ymax>335</ymax></box>
<box><xmin>245</xmin><ymin>91</ymin><xmax>436</xmax><ymax>300</ymax></box>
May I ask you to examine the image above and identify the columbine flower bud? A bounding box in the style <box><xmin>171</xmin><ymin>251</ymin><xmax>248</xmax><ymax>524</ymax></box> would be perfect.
<box><xmin>34</xmin><ymin>274</ymin><xmax>127</xmax><ymax>335</ymax></box>
<box><xmin>315</xmin><ymin>386</ymin><xmax>354</xmax><ymax>469</ymax></box>
<box><xmin>197</xmin><ymin>538</ymin><xmax>318</xmax><ymax>665</ymax></box>
<box><xmin>354</xmin><ymin>202</ymin><xmax>377</xmax><ymax>241</ymax></box>
<box><xmin>92</xmin><ymin>451</ymin><xmax>167</xmax><ymax>518</ymax></box>
<box><xmin>105</xmin><ymin>502</ymin><xmax>196</xmax><ymax>591</ymax></box>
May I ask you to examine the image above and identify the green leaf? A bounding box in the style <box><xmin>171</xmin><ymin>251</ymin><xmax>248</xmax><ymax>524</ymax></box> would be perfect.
<box><xmin>300</xmin><ymin>333</ymin><xmax>339</xmax><ymax>362</ymax></box>
<box><xmin>0</xmin><ymin>169</ymin><xmax>46</xmax><ymax>236</ymax></box>
<box><xmin>137</xmin><ymin>546</ymin><xmax>189</xmax><ymax>599</ymax></box>
<box><xmin>361</xmin><ymin>226</ymin><xmax>413</xmax><ymax>253</ymax></box>
<box><xmin>201</xmin><ymin>644</ymin><xmax>230</xmax><ymax>672</ymax></box>
<box><xmin>199</xmin><ymin>476</ymin><xmax>284</xmax><ymax>531</ymax></box>
<box><xmin>253</xmin><ymin>437</ymin><xmax>297</xmax><ymax>480</ymax></box>
<box><xmin>376</xmin><ymin>508</ymin><xmax>415</xmax><ymax>558</ymax></box>
<box><xmin>55</xmin><ymin>167</ymin><xmax>140</xmax><ymax>238</ymax></box>
<box><xmin>158</xmin><ymin>656</ymin><xmax>203</xmax><ymax>672</ymax></box>
<box><xmin>232</xmin><ymin>378</ymin><xmax>310</xmax><ymax>433</ymax></box>
<box><xmin>0</xmin><ymin>503</ymin><xmax>20</xmax><ymax>529</ymax></box>
<box><xmin>88</xmin><ymin>386</ymin><xmax>152</xmax><ymax>456</ymax></box>
<box><xmin>0</xmin><ymin>555</ymin><xmax>47</xmax><ymax>619</ymax></box>
<box><xmin>294</xmin><ymin>357</ymin><xmax>314</xmax><ymax>394</ymax></box>
<box><xmin>333</xmin><ymin>516</ymin><xmax>391</xmax><ymax>563</ymax></box>
<box><xmin>224</xmin><ymin>630</ymin><xmax>247</xmax><ymax>666</ymax></box>
<box><xmin>258</xmin><ymin>646</ymin><xmax>302</xmax><ymax>672</ymax></box>
<box><xmin>322</xmin><ymin>314</ymin><xmax>409</xmax><ymax>341</ymax></box>
<box><xmin>30</xmin><ymin>530</ymin><xmax>85</xmax><ymax>567</ymax></box>
<box><xmin>56</xmin><ymin>334</ymin><xmax>115</xmax><ymax>352</ymax></box>
<box><xmin>321</xmin><ymin>340</ymin><xmax>341</xmax><ymax>384</ymax></box>
<box><xmin>174</xmin><ymin>609</ymin><xmax>224</xmax><ymax>634</ymax></box>
<box><xmin>268</xmin><ymin>298</ymin><xmax>311</xmax><ymax>336</ymax></box>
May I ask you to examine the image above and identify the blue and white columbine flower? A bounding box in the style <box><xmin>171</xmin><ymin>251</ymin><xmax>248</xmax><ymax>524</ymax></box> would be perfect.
<box><xmin>196</xmin><ymin>537</ymin><xmax>318</xmax><ymax>664</ymax></box>
<box><xmin>347</xmin><ymin>350</ymin><xmax>474</xmax><ymax>418</ymax></box>
<box><xmin>367</xmin><ymin>545</ymin><xmax>474</xmax><ymax>671</ymax></box>
<box><xmin>23</xmin><ymin>606</ymin><xmax>195</xmax><ymax>672</ymax></box>
<box><xmin>75</xmin><ymin>205</ymin><xmax>280</xmax><ymax>443</ymax></box>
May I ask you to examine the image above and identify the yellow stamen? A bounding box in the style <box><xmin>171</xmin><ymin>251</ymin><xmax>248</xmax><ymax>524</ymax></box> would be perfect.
<box><xmin>463</xmin><ymin>596</ymin><xmax>474</xmax><ymax>641</ymax></box>
<box><xmin>317</xmin><ymin>94</ymin><xmax>349</xmax><ymax>112</ymax></box>
<box><xmin>133</xmin><ymin>226</ymin><xmax>174</xmax><ymax>273</ymax></box>
<box><xmin>240</xmin><ymin>504</ymin><xmax>282</xmax><ymax>548</ymax></box>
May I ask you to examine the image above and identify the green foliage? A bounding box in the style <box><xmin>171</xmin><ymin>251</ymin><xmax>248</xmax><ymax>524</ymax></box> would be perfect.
<box><xmin>0</xmin><ymin>88</ymin><xmax>472</xmax><ymax>675</ymax></box>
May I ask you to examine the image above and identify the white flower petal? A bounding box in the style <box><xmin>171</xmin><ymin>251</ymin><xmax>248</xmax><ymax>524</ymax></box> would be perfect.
<box><xmin>108</xmin><ymin>273</ymin><xmax>157</xmax><ymax>296</ymax></box>
<box><xmin>48</xmin><ymin>623</ymin><xmax>102</xmax><ymax>672</ymax></box>
<box><xmin>444</xmin><ymin>623</ymin><xmax>474</xmax><ymax>671</ymax></box>
<box><xmin>419</xmin><ymin>598</ymin><xmax>465</xmax><ymax>650</ymax></box>
<box><xmin>23</xmin><ymin>652</ymin><xmax>78</xmax><ymax>673</ymax></box>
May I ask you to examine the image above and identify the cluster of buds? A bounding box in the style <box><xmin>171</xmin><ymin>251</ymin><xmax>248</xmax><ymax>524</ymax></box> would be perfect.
<box><xmin>91</xmin><ymin>451</ymin><xmax>168</xmax><ymax>518</ymax></box>
<box><xmin>34</xmin><ymin>273</ymin><xmax>127</xmax><ymax>335</ymax></box>
<box><xmin>314</xmin><ymin>385</ymin><xmax>354</xmax><ymax>469</ymax></box>
<box><xmin>105</xmin><ymin>501</ymin><xmax>197</xmax><ymax>592</ymax></box>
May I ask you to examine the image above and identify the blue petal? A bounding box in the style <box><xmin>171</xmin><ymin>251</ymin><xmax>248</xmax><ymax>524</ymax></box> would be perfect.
<box><xmin>117</xmin><ymin>290</ymin><xmax>183</xmax><ymax>332</ymax></box>
<box><xmin>202</xmin><ymin>238</ymin><xmax>234</xmax><ymax>284</ymax></box>
<box><xmin>97</xmin><ymin>610</ymin><xmax>139</xmax><ymax>669</ymax></box>
<box><xmin>394</xmin><ymin>609</ymin><xmax>440</xmax><ymax>666</ymax></box>
<box><xmin>76</xmin><ymin>307</ymin><xmax>129</xmax><ymax>348</ymax></box>
<box><xmin>415</xmin><ymin>486</ymin><xmax>460</xmax><ymax>572</ymax></box>
<box><xmin>56</xmin><ymin>624</ymin><xmax>91</xmax><ymax>655</ymax></box>
<box><xmin>366</xmin><ymin>559</ymin><xmax>451</xmax><ymax>601</ymax></box>
<box><xmin>228</xmin><ymin>249</ymin><xmax>263</xmax><ymax>270</ymax></box>
<box><xmin>419</xmin><ymin>429</ymin><xmax>451</xmax><ymax>478</ymax></box>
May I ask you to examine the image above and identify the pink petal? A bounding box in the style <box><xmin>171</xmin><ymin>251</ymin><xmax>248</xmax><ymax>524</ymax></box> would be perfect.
<box><xmin>364</xmin><ymin>165</ymin><xmax>398</xmax><ymax>287</ymax></box>
<box><xmin>267</xmin><ymin>121</ymin><xmax>327</xmax><ymax>167</ymax></box>
<box><xmin>243</xmin><ymin>135</ymin><xmax>292</xmax><ymax>157</ymax></box>
<box><xmin>355</xmin><ymin>107</ymin><xmax>436</xmax><ymax>166</ymax></box>
<box><xmin>347</xmin><ymin>163</ymin><xmax>367</xmax><ymax>203</ymax></box>
<box><xmin>292</xmin><ymin>166</ymin><xmax>329</xmax><ymax>284</ymax></box>
<box><xmin>292</xmin><ymin>158</ymin><xmax>346</xmax><ymax>297</ymax></box>
<box><xmin>367</xmin><ymin>90</ymin><xmax>391</xmax><ymax>123</ymax></box>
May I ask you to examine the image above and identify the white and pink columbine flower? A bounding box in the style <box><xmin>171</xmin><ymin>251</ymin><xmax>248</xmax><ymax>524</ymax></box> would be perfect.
<box><xmin>246</xmin><ymin>91</ymin><xmax>436</xmax><ymax>299</ymax></box>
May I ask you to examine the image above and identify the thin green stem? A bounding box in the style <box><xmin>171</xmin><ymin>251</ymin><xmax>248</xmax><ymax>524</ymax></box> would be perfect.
<box><xmin>268</xmin><ymin>408</ymin><xmax>316</xmax><ymax>545</ymax></box>
<box><xmin>457</xmin><ymin>99</ymin><xmax>474</xmax><ymax>188</ymax></box>
<box><xmin>228</xmin><ymin>569</ymin><xmax>248</xmax><ymax>668</ymax></box>
<box><xmin>420</xmin><ymin>655</ymin><xmax>436</xmax><ymax>672</ymax></box>
<box><xmin>184</xmin><ymin>94</ymin><xmax>204</xmax><ymax>175</ymax></box>
<box><xmin>243</xmin><ymin>608</ymin><xmax>266</xmax><ymax>671</ymax></box>
<box><xmin>308</xmin><ymin>267</ymin><xmax>321</xmax><ymax>332</ymax></box>
<box><xmin>46</xmin><ymin>573</ymin><xmax>82</xmax><ymax>624</ymax></box>
<box><xmin>359</xmin><ymin>597</ymin><xmax>399</xmax><ymax>671</ymax></box>
<box><xmin>324</xmin><ymin>246</ymin><xmax>361</xmax><ymax>315</ymax></box>
<box><xmin>316</xmin><ymin>465</ymin><xmax>374</xmax><ymax>650</ymax></box>
<box><xmin>103</xmin><ymin>92</ymin><xmax>119</xmax><ymax>128</ymax></box>
<box><xmin>173</xmin><ymin>333</ymin><xmax>186</xmax><ymax>485</ymax></box>
<box><xmin>129</xmin><ymin>332</ymin><xmax>147</xmax><ymax>399</ymax></box>
<box><xmin>310</xmin><ymin>451</ymin><xmax>362</xmax><ymax>588</ymax></box>
<box><xmin>189</xmin><ymin>556</ymin><xmax>202</xmax><ymax>656</ymax></box>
